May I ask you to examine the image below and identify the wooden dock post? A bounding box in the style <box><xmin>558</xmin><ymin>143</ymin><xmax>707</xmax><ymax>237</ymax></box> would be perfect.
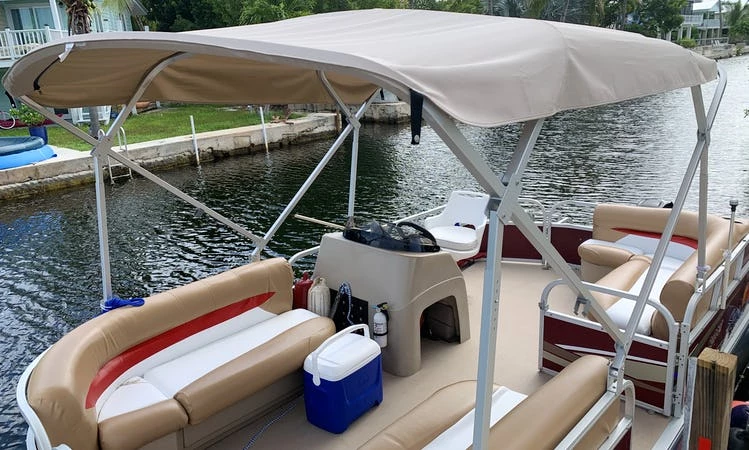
<box><xmin>690</xmin><ymin>347</ymin><xmax>737</xmax><ymax>450</ymax></box>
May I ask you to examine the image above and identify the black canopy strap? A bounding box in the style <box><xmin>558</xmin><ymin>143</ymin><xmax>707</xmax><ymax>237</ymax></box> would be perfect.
<box><xmin>410</xmin><ymin>90</ymin><xmax>424</xmax><ymax>145</ymax></box>
<box><xmin>4</xmin><ymin>91</ymin><xmax>16</xmax><ymax>108</ymax></box>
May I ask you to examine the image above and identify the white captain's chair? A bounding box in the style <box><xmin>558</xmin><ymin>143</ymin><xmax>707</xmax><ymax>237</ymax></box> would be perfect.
<box><xmin>424</xmin><ymin>191</ymin><xmax>490</xmax><ymax>261</ymax></box>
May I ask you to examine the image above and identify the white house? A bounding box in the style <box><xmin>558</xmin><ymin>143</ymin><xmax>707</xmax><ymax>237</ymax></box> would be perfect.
<box><xmin>678</xmin><ymin>0</ymin><xmax>729</xmax><ymax>44</ymax></box>
<box><xmin>0</xmin><ymin>0</ymin><xmax>145</xmax><ymax>110</ymax></box>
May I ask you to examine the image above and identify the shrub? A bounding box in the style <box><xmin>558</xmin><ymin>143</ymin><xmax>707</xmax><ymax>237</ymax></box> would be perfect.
<box><xmin>677</xmin><ymin>38</ymin><xmax>697</xmax><ymax>48</ymax></box>
<box><xmin>9</xmin><ymin>104</ymin><xmax>45</xmax><ymax>127</ymax></box>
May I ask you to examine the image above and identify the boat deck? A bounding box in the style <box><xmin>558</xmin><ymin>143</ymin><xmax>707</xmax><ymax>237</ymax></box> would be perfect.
<box><xmin>213</xmin><ymin>261</ymin><xmax>668</xmax><ymax>449</ymax></box>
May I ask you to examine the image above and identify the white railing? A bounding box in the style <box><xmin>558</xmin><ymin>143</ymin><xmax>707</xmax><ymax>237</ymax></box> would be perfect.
<box><xmin>682</xmin><ymin>14</ymin><xmax>703</xmax><ymax>25</ymax></box>
<box><xmin>0</xmin><ymin>27</ymin><xmax>66</xmax><ymax>60</ymax></box>
<box><xmin>701</xmin><ymin>18</ymin><xmax>721</xmax><ymax>28</ymax></box>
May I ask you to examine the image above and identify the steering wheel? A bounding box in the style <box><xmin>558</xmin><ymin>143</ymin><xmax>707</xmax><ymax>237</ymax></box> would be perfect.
<box><xmin>395</xmin><ymin>221</ymin><xmax>439</xmax><ymax>247</ymax></box>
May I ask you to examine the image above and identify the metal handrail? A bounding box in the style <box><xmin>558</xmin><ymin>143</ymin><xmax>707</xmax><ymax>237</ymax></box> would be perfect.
<box><xmin>554</xmin><ymin>379</ymin><xmax>635</xmax><ymax>449</ymax></box>
<box><xmin>540</xmin><ymin>278</ymin><xmax>678</xmax><ymax>329</ymax></box>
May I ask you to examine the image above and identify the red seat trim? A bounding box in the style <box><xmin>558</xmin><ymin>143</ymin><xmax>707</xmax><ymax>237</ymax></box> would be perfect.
<box><xmin>612</xmin><ymin>227</ymin><xmax>698</xmax><ymax>249</ymax></box>
<box><xmin>86</xmin><ymin>291</ymin><xmax>274</xmax><ymax>408</ymax></box>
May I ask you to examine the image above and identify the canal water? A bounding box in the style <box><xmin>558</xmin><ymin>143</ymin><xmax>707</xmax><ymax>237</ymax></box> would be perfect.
<box><xmin>0</xmin><ymin>55</ymin><xmax>748</xmax><ymax>446</ymax></box>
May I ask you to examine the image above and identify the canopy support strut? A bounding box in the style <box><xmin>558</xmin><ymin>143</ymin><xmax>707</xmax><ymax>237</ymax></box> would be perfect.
<box><xmin>472</xmin><ymin>119</ymin><xmax>543</xmax><ymax>449</ymax></box>
<box><xmin>251</xmin><ymin>87</ymin><xmax>378</xmax><ymax>260</ymax></box>
<box><xmin>23</xmin><ymin>52</ymin><xmax>269</xmax><ymax>308</ymax></box>
<box><xmin>316</xmin><ymin>71</ymin><xmax>365</xmax><ymax>218</ymax></box>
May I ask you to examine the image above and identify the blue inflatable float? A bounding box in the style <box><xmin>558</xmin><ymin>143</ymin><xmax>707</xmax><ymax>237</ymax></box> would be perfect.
<box><xmin>0</xmin><ymin>136</ymin><xmax>56</xmax><ymax>170</ymax></box>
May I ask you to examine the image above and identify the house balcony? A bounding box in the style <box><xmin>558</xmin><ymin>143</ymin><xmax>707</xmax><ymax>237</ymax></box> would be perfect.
<box><xmin>682</xmin><ymin>14</ymin><xmax>703</xmax><ymax>26</ymax></box>
<box><xmin>699</xmin><ymin>18</ymin><xmax>721</xmax><ymax>29</ymax></box>
<box><xmin>0</xmin><ymin>26</ymin><xmax>66</xmax><ymax>68</ymax></box>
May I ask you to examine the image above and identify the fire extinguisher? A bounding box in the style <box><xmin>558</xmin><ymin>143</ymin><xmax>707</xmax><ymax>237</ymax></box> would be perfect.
<box><xmin>293</xmin><ymin>272</ymin><xmax>313</xmax><ymax>309</ymax></box>
<box><xmin>373</xmin><ymin>302</ymin><xmax>389</xmax><ymax>348</ymax></box>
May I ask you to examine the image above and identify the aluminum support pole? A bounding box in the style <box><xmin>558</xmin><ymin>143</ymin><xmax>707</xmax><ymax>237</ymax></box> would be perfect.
<box><xmin>19</xmin><ymin>96</ymin><xmax>98</xmax><ymax>146</ymax></box>
<box><xmin>692</xmin><ymin>85</ymin><xmax>710</xmax><ymax>286</ymax></box>
<box><xmin>95</xmin><ymin>53</ymin><xmax>191</xmax><ymax>157</ymax></box>
<box><xmin>472</xmin><ymin>210</ymin><xmax>503</xmax><ymax>450</ymax></box>
<box><xmin>706</xmin><ymin>66</ymin><xmax>728</xmax><ymax>129</ymax></box>
<box><xmin>472</xmin><ymin>119</ymin><xmax>544</xmax><ymax>448</ymax></box>
<box><xmin>617</xmin><ymin>132</ymin><xmax>705</xmax><ymax>360</ymax></box>
<box><xmin>87</xmin><ymin>52</ymin><xmax>191</xmax><ymax>308</ymax></box>
<box><xmin>617</xmin><ymin>73</ymin><xmax>726</xmax><ymax>361</ymax></box>
<box><xmin>317</xmin><ymin>71</ymin><xmax>369</xmax><ymax>218</ymax></box>
<box><xmin>422</xmin><ymin>100</ymin><xmax>505</xmax><ymax>197</ymax></box>
<box><xmin>103</xmin><ymin>148</ymin><xmax>264</xmax><ymax>245</ymax></box>
<box><xmin>348</xmin><ymin>126</ymin><xmax>360</xmax><ymax>217</ymax></box>
<box><xmin>92</xmin><ymin>153</ymin><xmax>112</xmax><ymax>309</ymax></box>
<box><xmin>510</xmin><ymin>206</ymin><xmax>625</xmax><ymax>344</ymax></box>
<box><xmin>423</xmin><ymin>101</ymin><xmax>626</xmax><ymax>344</ymax></box>
<box><xmin>252</xmin><ymin>93</ymin><xmax>376</xmax><ymax>259</ymax></box>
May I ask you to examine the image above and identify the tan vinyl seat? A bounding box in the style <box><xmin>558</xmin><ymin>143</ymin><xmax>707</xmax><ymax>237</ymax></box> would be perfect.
<box><xmin>579</xmin><ymin>204</ymin><xmax>749</xmax><ymax>340</ymax></box>
<box><xmin>26</xmin><ymin>258</ymin><xmax>335</xmax><ymax>450</ymax></box>
<box><xmin>360</xmin><ymin>355</ymin><xmax>617</xmax><ymax>450</ymax></box>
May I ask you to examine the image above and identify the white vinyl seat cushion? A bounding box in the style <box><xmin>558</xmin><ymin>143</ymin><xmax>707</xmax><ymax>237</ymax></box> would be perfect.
<box><xmin>423</xmin><ymin>386</ymin><xmax>527</xmax><ymax>449</ymax></box>
<box><xmin>579</xmin><ymin>238</ymin><xmax>645</xmax><ymax>256</ymax></box>
<box><xmin>144</xmin><ymin>308</ymin><xmax>319</xmax><ymax>397</ymax></box>
<box><xmin>429</xmin><ymin>226</ymin><xmax>479</xmax><ymax>252</ymax></box>
<box><xmin>98</xmin><ymin>377</ymin><xmax>169</xmax><ymax>422</ymax></box>
<box><xmin>616</xmin><ymin>234</ymin><xmax>695</xmax><ymax>261</ymax></box>
<box><xmin>605</xmin><ymin>255</ymin><xmax>685</xmax><ymax>335</ymax></box>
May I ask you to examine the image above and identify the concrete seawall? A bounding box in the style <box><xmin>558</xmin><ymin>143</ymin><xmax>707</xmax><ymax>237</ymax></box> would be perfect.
<box><xmin>0</xmin><ymin>113</ymin><xmax>337</xmax><ymax>201</ymax></box>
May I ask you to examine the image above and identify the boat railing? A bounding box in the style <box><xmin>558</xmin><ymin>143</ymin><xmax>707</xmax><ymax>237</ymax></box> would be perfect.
<box><xmin>555</xmin><ymin>378</ymin><xmax>635</xmax><ymax>449</ymax></box>
<box><xmin>540</xmin><ymin>276</ymin><xmax>680</xmax><ymax>414</ymax></box>
<box><xmin>541</xmin><ymin>231</ymin><xmax>749</xmax><ymax>416</ymax></box>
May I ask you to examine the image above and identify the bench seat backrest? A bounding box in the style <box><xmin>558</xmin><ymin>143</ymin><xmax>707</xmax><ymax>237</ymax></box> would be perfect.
<box><xmin>27</xmin><ymin>257</ymin><xmax>294</xmax><ymax>450</ymax></box>
<box><xmin>590</xmin><ymin>204</ymin><xmax>749</xmax><ymax>339</ymax></box>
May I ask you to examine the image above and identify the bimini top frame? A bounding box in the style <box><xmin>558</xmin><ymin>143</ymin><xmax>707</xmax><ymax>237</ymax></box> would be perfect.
<box><xmin>4</xmin><ymin>9</ymin><xmax>725</xmax><ymax>448</ymax></box>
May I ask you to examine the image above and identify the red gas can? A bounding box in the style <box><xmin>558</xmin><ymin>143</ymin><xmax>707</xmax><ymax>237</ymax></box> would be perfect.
<box><xmin>293</xmin><ymin>272</ymin><xmax>313</xmax><ymax>309</ymax></box>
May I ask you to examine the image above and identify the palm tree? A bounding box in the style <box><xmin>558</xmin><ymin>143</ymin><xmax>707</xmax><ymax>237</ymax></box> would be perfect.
<box><xmin>59</xmin><ymin>0</ymin><xmax>99</xmax><ymax>135</ymax></box>
<box><xmin>62</xmin><ymin>0</ymin><xmax>97</xmax><ymax>34</ymax></box>
<box><xmin>724</xmin><ymin>1</ymin><xmax>749</xmax><ymax>40</ymax></box>
<box><xmin>59</xmin><ymin>0</ymin><xmax>141</xmax><ymax>136</ymax></box>
<box><xmin>102</xmin><ymin>0</ymin><xmax>146</xmax><ymax>29</ymax></box>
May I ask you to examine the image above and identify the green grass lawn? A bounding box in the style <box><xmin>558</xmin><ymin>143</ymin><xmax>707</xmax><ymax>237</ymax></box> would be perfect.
<box><xmin>0</xmin><ymin>104</ymin><xmax>299</xmax><ymax>151</ymax></box>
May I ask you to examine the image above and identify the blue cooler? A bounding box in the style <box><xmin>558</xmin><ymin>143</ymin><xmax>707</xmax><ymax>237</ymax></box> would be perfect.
<box><xmin>304</xmin><ymin>324</ymin><xmax>383</xmax><ymax>433</ymax></box>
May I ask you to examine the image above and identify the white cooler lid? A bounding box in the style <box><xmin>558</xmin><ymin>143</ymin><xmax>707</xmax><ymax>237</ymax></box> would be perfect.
<box><xmin>305</xmin><ymin>331</ymin><xmax>381</xmax><ymax>382</ymax></box>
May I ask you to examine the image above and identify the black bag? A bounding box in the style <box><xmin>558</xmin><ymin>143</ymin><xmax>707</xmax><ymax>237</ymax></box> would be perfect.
<box><xmin>422</xmin><ymin>302</ymin><xmax>459</xmax><ymax>342</ymax></box>
<box><xmin>343</xmin><ymin>219</ymin><xmax>440</xmax><ymax>253</ymax></box>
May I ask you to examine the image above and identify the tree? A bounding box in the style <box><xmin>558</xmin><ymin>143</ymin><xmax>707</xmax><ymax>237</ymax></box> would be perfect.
<box><xmin>239</xmin><ymin>0</ymin><xmax>313</xmax><ymax>24</ymax></box>
<box><xmin>62</xmin><ymin>0</ymin><xmax>97</xmax><ymax>34</ymax></box>
<box><xmin>725</xmin><ymin>1</ymin><xmax>749</xmax><ymax>41</ymax></box>
<box><xmin>442</xmin><ymin>0</ymin><xmax>483</xmax><ymax>13</ymax></box>
<box><xmin>60</xmin><ymin>0</ymin><xmax>101</xmax><ymax>136</ymax></box>
<box><xmin>638</xmin><ymin>0</ymin><xmax>686</xmax><ymax>37</ymax></box>
<box><xmin>141</xmin><ymin>0</ymin><xmax>227</xmax><ymax>31</ymax></box>
<box><xmin>733</xmin><ymin>19</ymin><xmax>749</xmax><ymax>41</ymax></box>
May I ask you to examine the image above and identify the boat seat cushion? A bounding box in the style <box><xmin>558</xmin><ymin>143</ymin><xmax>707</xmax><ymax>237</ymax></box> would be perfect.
<box><xmin>578</xmin><ymin>238</ymin><xmax>644</xmax><ymax>266</ymax></box>
<box><xmin>601</xmin><ymin>255</ymin><xmax>684</xmax><ymax>335</ymax></box>
<box><xmin>98</xmin><ymin>397</ymin><xmax>188</xmax><ymax>450</ymax></box>
<box><xmin>581</xmin><ymin>204</ymin><xmax>749</xmax><ymax>340</ymax></box>
<box><xmin>423</xmin><ymin>386</ymin><xmax>526</xmax><ymax>449</ymax></box>
<box><xmin>26</xmin><ymin>257</ymin><xmax>323</xmax><ymax>450</ymax></box>
<box><xmin>98</xmin><ymin>377</ymin><xmax>169</xmax><ymax>422</ymax></box>
<box><xmin>428</xmin><ymin>226</ymin><xmax>479</xmax><ymax>251</ymax></box>
<box><xmin>144</xmin><ymin>309</ymin><xmax>320</xmax><ymax>398</ymax></box>
<box><xmin>169</xmin><ymin>314</ymin><xmax>334</xmax><ymax>423</ymax></box>
<box><xmin>361</xmin><ymin>355</ymin><xmax>616</xmax><ymax>450</ymax></box>
<box><xmin>588</xmin><ymin>256</ymin><xmax>650</xmax><ymax>313</ymax></box>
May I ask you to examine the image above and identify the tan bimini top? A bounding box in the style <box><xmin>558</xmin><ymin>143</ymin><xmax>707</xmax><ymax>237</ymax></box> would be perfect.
<box><xmin>3</xmin><ymin>9</ymin><xmax>717</xmax><ymax>127</ymax></box>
